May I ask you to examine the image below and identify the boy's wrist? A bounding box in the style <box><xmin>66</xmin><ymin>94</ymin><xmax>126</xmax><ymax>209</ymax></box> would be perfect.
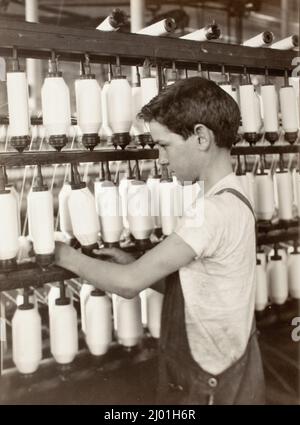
<box><xmin>55</xmin><ymin>242</ymin><xmax>80</xmax><ymax>273</ymax></box>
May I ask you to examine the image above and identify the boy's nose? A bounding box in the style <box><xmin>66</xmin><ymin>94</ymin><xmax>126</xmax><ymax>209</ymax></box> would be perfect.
<box><xmin>158</xmin><ymin>146</ymin><xmax>169</xmax><ymax>165</ymax></box>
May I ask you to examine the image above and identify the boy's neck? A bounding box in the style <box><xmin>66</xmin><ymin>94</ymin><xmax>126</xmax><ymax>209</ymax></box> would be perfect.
<box><xmin>201</xmin><ymin>149</ymin><xmax>233</xmax><ymax>194</ymax></box>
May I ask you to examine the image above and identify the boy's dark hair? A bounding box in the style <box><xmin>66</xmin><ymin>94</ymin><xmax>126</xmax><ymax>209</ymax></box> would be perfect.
<box><xmin>139</xmin><ymin>76</ymin><xmax>240</xmax><ymax>150</ymax></box>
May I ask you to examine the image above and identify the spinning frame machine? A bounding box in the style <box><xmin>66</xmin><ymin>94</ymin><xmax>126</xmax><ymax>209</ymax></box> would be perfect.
<box><xmin>0</xmin><ymin>18</ymin><xmax>299</xmax><ymax>402</ymax></box>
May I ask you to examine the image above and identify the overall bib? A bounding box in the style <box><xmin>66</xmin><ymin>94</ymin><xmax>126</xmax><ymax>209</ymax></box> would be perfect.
<box><xmin>156</xmin><ymin>188</ymin><xmax>266</xmax><ymax>405</ymax></box>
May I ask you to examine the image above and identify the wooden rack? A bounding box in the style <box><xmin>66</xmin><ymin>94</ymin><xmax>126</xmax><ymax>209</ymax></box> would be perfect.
<box><xmin>0</xmin><ymin>148</ymin><xmax>158</xmax><ymax>167</ymax></box>
<box><xmin>0</xmin><ymin>20</ymin><xmax>299</xmax><ymax>291</ymax></box>
<box><xmin>0</xmin><ymin>19</ymin><xmax>295</xmax><ymax>75</ymax></box>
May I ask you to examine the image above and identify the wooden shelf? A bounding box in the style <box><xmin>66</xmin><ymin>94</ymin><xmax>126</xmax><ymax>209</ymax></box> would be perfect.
<box><xmin>231</xmin><ymin>145</ymin><xmax>300</xmax><ymax>156</ymax></box>
<box><xmin>257</xmin><ymin>227</ymin><xmax>300</xmax><ymax>246</ymax></box>
<box><xmin>0</xmin><ymin>262</ymin><xmax>76</xmax><ymax>291</ymax></box>
<box><xmin>0</xmin><ymin>336</ymin><xmax>159</xmax><ymax>404</ymax></box>
<box><xmin>0</xmin><ymin>148</ymin><xmax>159</xmax><ymax>167</ymax></box>
<box><xmin>0</xmin><ymin>225</ymin><xmax>299</xmax><ymax>291</ymax></box>
<box><xmin>0</xmin><ymin>19</ymin><xmax>294</xmax><ymax>75</ymax></box>
<box><xmin>0</xmin><ymin>20</ymin><xmax>298</xmax><ymax>292</ymax></box>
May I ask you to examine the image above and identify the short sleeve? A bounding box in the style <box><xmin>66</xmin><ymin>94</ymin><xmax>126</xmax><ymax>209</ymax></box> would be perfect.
<box><xmin>174</xmin><ymin>197</ymin><xmax>224</xmax><ymax>259</ymax></box>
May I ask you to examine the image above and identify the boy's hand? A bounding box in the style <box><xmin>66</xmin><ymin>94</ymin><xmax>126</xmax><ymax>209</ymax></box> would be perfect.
<box><xmin>92</xmin><ymin>247</ymin><xmax>135</xmax><ymax>265</ymax></box>
<box><xmin>55</xmin><ymin>241</ymin><xmax>77</xmax><ymax>269</ymax></box>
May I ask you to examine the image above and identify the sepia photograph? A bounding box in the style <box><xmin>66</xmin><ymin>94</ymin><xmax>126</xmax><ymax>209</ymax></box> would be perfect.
<box><xmin>0</xmin><ymin>0</ymin><xmax>299</xmax><ymax>412</ymax></box>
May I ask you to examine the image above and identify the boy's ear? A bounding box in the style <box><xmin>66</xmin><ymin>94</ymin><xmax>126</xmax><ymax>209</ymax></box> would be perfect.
<box><xmin>194</xmin><ymin>124</ymin><xmax>211</xmax><ymax>150</ymax></box>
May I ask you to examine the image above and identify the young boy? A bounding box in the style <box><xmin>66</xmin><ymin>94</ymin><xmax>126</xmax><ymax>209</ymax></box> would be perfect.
<box><xmin>55</xmin><ymin>76</ymin><xmax>265</xmax><ymax>405</ymax></box>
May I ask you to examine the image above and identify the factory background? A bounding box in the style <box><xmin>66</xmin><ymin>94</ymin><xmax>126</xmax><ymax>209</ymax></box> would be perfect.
<box><xmin>0</xmin><ymin>0</ymin><xmax>299</xmax><ymax>406</ymax></box>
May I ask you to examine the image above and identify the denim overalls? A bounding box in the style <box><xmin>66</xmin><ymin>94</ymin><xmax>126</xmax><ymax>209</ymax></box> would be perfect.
<box><xmin>156</xmin><ymin>188</ymin><xmax>266</xmax><ymax>405</ymax></box>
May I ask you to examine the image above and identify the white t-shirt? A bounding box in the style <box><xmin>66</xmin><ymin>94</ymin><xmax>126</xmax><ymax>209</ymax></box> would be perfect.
<box><xmin>175</xmin><ymin>172</ymin><xmax>256</xmax><ymax>375</ymax></box>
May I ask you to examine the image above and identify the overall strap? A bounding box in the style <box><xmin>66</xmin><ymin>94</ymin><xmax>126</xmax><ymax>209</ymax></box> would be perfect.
<box><xmin>215</xmin><ymin>188</ymin><xmax>256</xmax><ymax>221</ymax></box>
<box><xmin>215</xmin><ymin>187</ymin><xmax>257</xmax><ymax>338</ymax></box>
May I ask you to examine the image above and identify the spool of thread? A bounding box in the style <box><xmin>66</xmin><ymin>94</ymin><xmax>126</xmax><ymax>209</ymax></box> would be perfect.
<box><xmin>68</xmin><ymin>166</ymin><xmax>100</xmax><ymax>255</ymax></box>
<box><xmin>4</xmin><ymin>182</ymin><xmax>21</xmax><ymax>236</ymax></box>
<box><xmin>271</xmin><ymin>35</ymin><xmax>298</xmax><ymax>50</ymax></box>
<box><xmin>243</xmin><ymin>31</ymin><xmax>274</xmax><ymax>47</ymax></box>
<box><xmin>147</xmin><ymin>173</ymin><xmax>162</xmax><ymax>229</ymax></box>
<box><xmin>219</xmin><ymin>83</ymin><xmax>239</xmax><ymax>104</ymax></box>
<box><xmin>180</xmin><ymin>23</ymin><xmax>221</xmax><ymax>41</ymax></box>
<box><xmin>41</xmin><ymin>61</ymin><xmax>71</xmax><ymax>151</ymax></box>
<box><xmin>127</xmin><ymin>180</ymin><xmax>154</xmax><ymax>248</ymax></box>
<box><xmin>28</xmin><ymin>187</ymin><xmax>55</xmax><ymax>263</ymax></box>
<box><xmin>159</xmin><ymin>183</ymin><xmax>178</xmax><ymax>235</ymax></box>
<box><xmin>255</xmin><ymin>258</ymin><xmax>268</xmax><ymax>311</ymax></box>
<box><xmin>99</xmin><ymin>81</ymin><xmax>113</xmax><ymax>143</ymax></box>
<box><xmin>85</xmin><ymin>289</ymin><xmax>112</xmax><ymax>356</ymax></box>
<box><xmin>112</xmin><ymin>293</ymin><xmax>118</xmax><ymax>332</ymax></box>
<box><xmin>75</xmin><ymin>68</ymin><xmax>102</xmax><ymax>150</ymax></box>
<box><xmin>159</xmin><ymin>166</ymin><xmax>178</xmax><ymax>235</ymax></box>
<box><xmin>141</xmin><ymin>77</ymin><xmax>158</xmax><ymax>106</ymax></box>
<box><xmin>17</xmin><ymin>235</ymin><xmax>33</xmax><ymax>263</ymax></box>
<box><xmin>131</xmin><ymin>73</ymin><xmax>149</xmax><ymax>147</ymax></box>
<box><xmin>12</xmin><ymin>289</ymin><xmax>42</xmax><ymax>374</ymax></box>
<box><xmin>0</xmin><ymin>168</ymin><xmax>19</xmax><ymax>271</ymax></box>
<box><xmin>295</xmin><ymin>169</ymin><xmax>300</xmax><ymax>217</ymax></box>
<box><xmin>38</xmin><ymin>125</ymin><xmax>46</xmax><ymax>140</ymax></box>
<box><xmin>254</xmin><ymin>172</ymin><xmax>275</xmax><ymax>221</ymax></box>
<box><xmin>235</xmin><ymin>156</ymin><xmax>249</xmax><ymax>197</ymax></box>
<box><xmin>79</xmin><ymin>282</ymin><xmax>93</xmax><ymax>334</ymax></box>
<box><xmin>107</xmin><ymin>76</ymin><xmax>132</xmax><ymax>149</ymax></box>
<box><xmin>119</xmin><ymin>161</ymin><xmax>135</xmax><ymax>230</ymax></box>
<box><xmin>267</xmin><ymin>250</ymin><xmax>288</xmax><ymax>305</ymax></box>
<box><xmin>96</xmin><ymin>9</ymin><xmax>126</xmax><ymax>31</ymax></box>
<box><xmin>27</xmin><ymin>166</ymin><xmax>55</xmax><ymax>267</ymax></box>
<box><xmin>231</xmin><ymin>87</ymin><xmax>239</xmax><ymax>105</ymax></box>
<box><xmin>261</xmin><ymin>84</ymin><xmax>279</xmax><ymax>144</ymax></box>
<box><xmin>172</xmin><ymin>174</ymin><xmax>183</xmax><ymax>218</ymax></box>
<box><xmin>49</xmin><ymin>282</ymin><xmax>78</xmax><ymax>364</ymax></box>
<box><xmin>146</xmin><ymin>288</ymin><xmax>164</xmax><ymax>338</ymax></box>
<box><xmin>137</xmin><ymin>18</ymin><xmax>176</xmax><ymax>36</ymax></box>
<box><xmin>139</xmin><ymin>290</ymin><xmax>148</xmax><ymax>328</ymax></box>
<box><xmin>289</xmin><ymin>77</ymin><xmax>300</xmax><ymax>119</ymax></box>
<box><xmin>288</xmin><ymin>243</ymin><xmax>300</xmax><ymax>299</ymax></box>
<box><xmin>279</xmin><ymin>85</ymin><xmax>299</xmax><ymax>143</ymax></box>
<box><xmin>97</xmin><ymin>181</ymin><xmax>123</xmax><ymax>247</ymax></box>
<box><xmin>116</xmin><ymin>295</ymin><xmax>143</xmax><ymax>348</ymax></box>
<box><xmin>254</xmin><ymin>92</ymin><xmax>263</xmax><ymax>138</ymax></box>
<box><xmin>94</xmin><ymin>162</ymin><xmax>107</xmax><ymax>214</ymax></box>
<box><xmin>275</xmin><ymin>169</ymin><xmax>294</xmax><ymax>221</ymax></box>
<box><xmin>58</xmin><ymin>182</ymin><xmax>74</xmax><ymax>240</ymax></box>
<box><xmin>239</xmin><ymin>84</ymin><xmax>259</xmax><ymax>144</ymax></box>
<box><xmin>0</xmin><ymin>124</ymin><xmax>7</xmax><ymax>143</ymax></box>
<box><xmin>7</xmin><ymin>71</ymin><xmax>30</xmax><ymax>152</ymax></box>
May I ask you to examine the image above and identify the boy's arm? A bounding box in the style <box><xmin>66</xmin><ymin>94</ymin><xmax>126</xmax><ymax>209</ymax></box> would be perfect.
<box><xmin>55</xmin><ymin>233</ymin><xmax>195</xmax><ymax>298</ymax></box>
<box><xmin>90</xmin><ymin>246</ymin><xmax>166</xmax><ymax>294</ymax></box>
<box><xmin>150</xmin><ymin>279</ymin><xmax>166</xmax><ymax>294</ymax></box>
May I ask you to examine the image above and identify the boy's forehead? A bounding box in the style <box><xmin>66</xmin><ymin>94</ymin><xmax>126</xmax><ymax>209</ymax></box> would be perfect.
<box><xmin>149</xmin><ymin>120</ymin><xmax>172</xmax><ymax>140</ymax></box>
